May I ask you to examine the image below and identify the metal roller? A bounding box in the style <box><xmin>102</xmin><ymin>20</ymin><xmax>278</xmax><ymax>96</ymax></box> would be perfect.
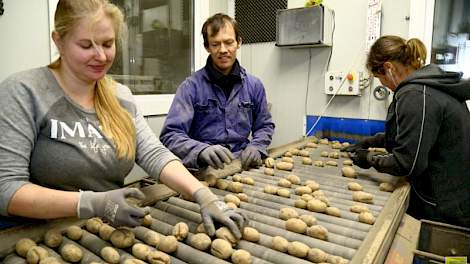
<box><xmin>237</xmin><ymin>240</ymin><xmax>313</xmax><ymax>264</ymax></box>
<box><xmin>3</xmin><ymin>254</ymin><xmax>26</xmax><ymax>264</ymax></box>
<box><xmin>247</xmin><ymin>219</ymin><xmax>355</xmax><ymax>259</ymax></box>
<box><xmin>39</xmin><ymin>244</ymin><xmax>68</xmax><ymax>263</ymax></box>
<box><xmin>78</xmin><ymin>229</ymin><xmax>136</xmax><ymax>262</ymax></box>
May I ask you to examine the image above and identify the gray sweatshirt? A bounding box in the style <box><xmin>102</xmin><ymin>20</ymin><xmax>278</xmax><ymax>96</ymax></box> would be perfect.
<box><xmin>0</xmin><ymin>67</ymin><xmax>179</xmax><ymax>216</ymax></box>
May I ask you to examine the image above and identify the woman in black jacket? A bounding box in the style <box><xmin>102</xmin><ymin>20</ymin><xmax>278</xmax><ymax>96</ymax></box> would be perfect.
<box><xmin>345</xmin><ymin>35</ymin><xmax>470</xmax><ymax>227</ymax></box>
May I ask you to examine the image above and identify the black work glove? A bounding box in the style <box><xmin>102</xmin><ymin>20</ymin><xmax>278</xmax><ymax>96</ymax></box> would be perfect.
<box><xmin>198</xmin><ymin>145</ymin><xmax>235</xmax><ymax>169</ymax></box>
<box><xmin>240</xmin><ymin>146</ymin><xmax>262</xmax><ymax>169</ymax></box>
<box><xmin>350</xmin><ymin>149</ymin><xmax>376</xmax><ymax>169</ymax></box>
<box><xmin>341</xmin><ymin>133</ymin><xmax>385</xmax><ymax>153</ymax></box>
<box><xmin>79</xmin><ymin>188</ymin><xmax>150</xmax><ymax>227</ymax></box>
<box><xmin>193</xmin><ymin>187</ymin><xmax>247</xmax><ymax>239</ymax></box>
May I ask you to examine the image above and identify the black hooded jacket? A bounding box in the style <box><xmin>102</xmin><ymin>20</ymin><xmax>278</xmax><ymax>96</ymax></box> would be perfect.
<box><xmin>371</xmin><ymin>64</ymin><xmax>470</xmax><ymax>221</ymax></box>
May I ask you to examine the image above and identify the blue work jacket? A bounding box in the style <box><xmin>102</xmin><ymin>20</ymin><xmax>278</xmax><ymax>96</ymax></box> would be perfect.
<box><xmin>160</xmin><ymin>66</ymin><xmax>275</xmax><ymax>169</ymax></box>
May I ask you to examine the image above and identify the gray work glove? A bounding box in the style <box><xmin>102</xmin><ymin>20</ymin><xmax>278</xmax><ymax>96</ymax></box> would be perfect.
<box><xmin>341</xmin><ymin>133</ymin><xmax>385</xmax><ymax>153</ymax></box>
<box><xmin>240</xmin><ymin>145</ymin><xmax>262</xmax><ymax>169</ymax></box>
<box><xmin>193</xmin><ymin>187</ymin><xmax>246</xmax><ymax>239</ymax></box>
<box><xmin>198</xmin><ymin>145</ymin><xmax>235</xmax><ymax>169</ymax></box>
<box><xmin>79</xmin><ymin>188</ymin><xmax>149</xmax><ymax>227</ymax></box>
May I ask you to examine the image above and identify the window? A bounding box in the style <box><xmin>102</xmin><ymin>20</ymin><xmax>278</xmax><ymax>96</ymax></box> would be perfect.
<box><xmin>431</xmin><ymin>0</ymin><xmax>470</xmax><ymax>78</ymax></box>
<box><xmin>109</xmin><ymin>0</ymin><xmax>194</xmax><ymax>95</ymax></box>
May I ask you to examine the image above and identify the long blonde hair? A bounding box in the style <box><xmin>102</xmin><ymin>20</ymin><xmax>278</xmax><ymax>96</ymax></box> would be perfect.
<box><xmin>49</xmin><ymin>0</ymin><xmax>135</xmax><ymax>160</ymax></box>
<box><xmin>367</xmin><ymin>35</ymin><xmax>427</xmax><ymax>75</ymax></box>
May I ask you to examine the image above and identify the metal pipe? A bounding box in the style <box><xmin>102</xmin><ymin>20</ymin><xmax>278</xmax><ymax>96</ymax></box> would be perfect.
<box><xmin>237</xmin><ymin>240</ymin><xmax>313</xmax><ymax>264</ymax></box>
<box><xmin>3</xmin><ymin>254</ymin><xmax>26</xmax><ymax>264</ymax></box>
<box><xmin>78</xmin><ymin>229</ymin><xmax>136</xmax><ymax>263</ymax></box>
<box><xmin>39</xmin><ymin>244</ymin><xmax>69</xmax><ymax>263</ymax></box>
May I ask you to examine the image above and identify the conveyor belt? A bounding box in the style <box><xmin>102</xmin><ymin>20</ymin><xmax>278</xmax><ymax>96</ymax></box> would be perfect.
<box><xmin>0</xmin><ymin>138</ymin><xmax>410</xmax><ymax>264</ymax></box>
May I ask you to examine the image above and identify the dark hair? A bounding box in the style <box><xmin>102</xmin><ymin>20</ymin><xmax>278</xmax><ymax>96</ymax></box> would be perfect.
<box><xmin>201</xmin><ymin>13</ymin><xmax>241</xmax><ymax>48</ymax></box>
<box><xmin>367</xmin><ymin>35</ymin><xmax>427</xmax><ymax>75</ymax></box>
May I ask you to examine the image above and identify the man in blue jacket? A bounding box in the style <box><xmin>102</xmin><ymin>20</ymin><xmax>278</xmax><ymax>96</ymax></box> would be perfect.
<box><xmin>160</xmin><ymin>13</ymin><xmax>275</xmax><ymax>171</ymax></box>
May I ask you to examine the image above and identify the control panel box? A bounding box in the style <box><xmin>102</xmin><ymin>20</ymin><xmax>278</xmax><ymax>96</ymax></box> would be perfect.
<box><xmin>324</xmin><ymin>71</ymin><xmax>363</xmax><ymax>95</ymax></box>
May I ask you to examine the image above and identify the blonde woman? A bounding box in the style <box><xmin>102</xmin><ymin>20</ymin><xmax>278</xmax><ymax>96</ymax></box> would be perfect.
<box><xmin>0</xmin><ymin>0</ymin><xmax>245</xmax><ymax>238</ymax></box>
<box><xmin>344</xmin><ymin>35</ymin><xmax>470</xmax><ymax>227</ymax></box>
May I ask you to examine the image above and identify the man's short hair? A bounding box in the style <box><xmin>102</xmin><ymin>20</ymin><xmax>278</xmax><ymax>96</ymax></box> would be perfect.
<box><xmin>201</xmin><ymin>13</ymin><xmax>241</xmax><ymax>48</ymax></box>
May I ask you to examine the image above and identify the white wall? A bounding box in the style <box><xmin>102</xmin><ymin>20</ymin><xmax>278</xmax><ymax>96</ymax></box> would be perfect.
<box><xmin>239</xmin><ymin>0</ymin><xmax>411</xmax><ymax>147</ymax></box>
<box><xmin>0</xmin><ymin>0</ymin><xmax>50</xmax><ymax>82</ymax></box>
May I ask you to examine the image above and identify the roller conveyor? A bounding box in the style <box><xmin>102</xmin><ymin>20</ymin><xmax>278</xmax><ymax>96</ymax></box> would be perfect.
<box><xmin>0</xmin><ymin>138</ymin><xmax>410</xmax><ymax>264</ymax></box>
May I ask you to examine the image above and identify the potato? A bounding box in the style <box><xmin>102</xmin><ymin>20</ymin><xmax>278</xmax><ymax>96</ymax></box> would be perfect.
<box><xmin>241</xmin><ymin>177</ymin><xmax>255</xmax><ymax>185</ymax></box>
<box><xmin>342</xmin><ymin>142</ymin><xmax>350</xmax><ymax>147</ymax></box>
<box><xmin>307</xmin><ymin>199</ymin><xmax>327</xmax><ymax>213</ymax></box>
<box><xmin>342</xmin><ymin>166</ymin><xmax>357</xmax><ymax>178</ymax></box>
<box><xmin>343</xmin><ymin>159</ymin><xmax>353</xmax><ymax>166</ymax></box>
<box><xmin>319</xmin><ymin>138</ymin><xmax>329</xmax><ymax>145</ymax></box>
<box><xmin>172</xmin><ymin>222</ymin><xmax>189</xmax><ymax>241</ymax></box>
<box><xmin>299</xmin><ymin>215</ymin><xmax>317</xmax><ymax>227</ymax></box>
<box><xmin>143</xmin><ymin>230</ymin><xmax>161</xmax><ymax>247</ymax></box>
<box><xmin>271</xmin><ymin>236</ymin><xmax>289</xmax><ymax>252</ymax></box>
<box><xmin>325</xmin><ymin>160</ymin><xmax>338</xmax><ymax>166</ymax></box>
<box><xmin>358</xmin><ymin>212</ymin><xmax>376</xmax><ymax>225</ymax></box>
<box><xmin>224</xmin><ymin>194</ymin><xmax>241</xmax><ymax>207</ymax></box>
<box><xmin>312</xmin><ymin>190</ymin><xmax>325</xmax><ymax>197</ymax></box>
<box><xmin>242</xmin><ymin>227</ymin><xmax>260</xmax><ymax>242</ymax></box>
<box><xmin>288</xmin><ymin>148</ymin><xmax>300</xmax><ymax>155</ymax></box>
<box><xmin>380</xmin><ymin>182</ymin><xmax>395</xmax><ymax>192</ymax></box>
<box><xmin>285</xmin><ymin>218</ymin><xmax>307</xmax><ymax>234</ymax></box>
<box><xmin>276</xmin><ymin>162</ymin><xmax>294</xmax><ymax>171</ymax></box>
<box><xmin>158</xmin><ymin>235</ymin><xmax>178</xmax><ymax>253</ymax></box>
<box><xmin>216</xmin><ymin>179</ymin><xmax>229</xmax><ymax>190</ymax></box>
<box><xmin>350</xmin><ymin>204</ymin><xmax>369</xmax><ymax>213</ymax></box>
<box><xmin>147</xmin><ymin>250</ymin><xmax>170</xmax><ymax>264</ymax></box>
<box><xmin>215</xmin><ymin>227</ymin><xmax>237</xmax><ymax>246</ymax></box>
<box><xmin>306</xmin><ymin>225</ymin><xmax>328</xmax><ymax>240</ymax></box>
<box><xmin>264</xmin><ymin>168</ymin><xmax>275</xmax><ymax>176</ymax></box>
<box><xmin>110</xmin><ymin>228</ymin><xmax>135</xmax><ymax>249</ymax></box>
<box><xmin>227</xmin><ymin>182</ymin><xmax>243</xmax><ymax>193</ymax></box>
<box><xmin>295</xmin><ymin>186</ymin><xmax>312</xmax><ymax>195</ymax></box>
<box><xmin>305</xmin><ymin>142</ymin><xmax>318</xmax><ymax>148</ymax></box>
<box><xmin>316</xmin><ymin>195</ymin><xmax>330</xmax><ymax>206</ymax></box>
<box><xmin>278</xmin><ymin>178</ymin><xmax>292</xmax><ymax>188</ymax></box>
<box><xmin>347</xmin><ymin>182</ymin><xmax>363</xmax><ymax>191</ymax></box>
<box><xmin>340</xmin><ymin>152</ymin><xmax>350</xmax><ymax>158</ymax></box>
<box><xmin>232</xmin><ymin>175</ymin><xmax>242</xmax><ymax>182</ymax></box>
<box><xmin>196</xmin><ymin>223</ymin><xmax>207</xmax><ymax>234</ymax></box>
<box><xmin>320</xmin><ymin>151</ymin><xmax>329</xmax><ymax>157</ymax></box>
<box><xmin>299</xmin><ymin>150</ymin><xmax>310</xmax><ymax>157</ymax></box>
<box><xmin>60</xmin><ymin>244</ymin><xmax>83</xmax><ymax>262</ymax></box>
<box><xmin>98</xmin><ymin>224</ymin><xmax>115</xmax><ymax>241</ymax></box>
<box><xmin>287</xmin><ymin>241</ymin><xmax>309</xmax><ymax>258</ymax></box>
<box><xmin>302</xmin><ymin>157</ymin><xmax>313</xmax><ymax>165</ymax></box>
<box><xmin>210</xmin><ymin>239</ymin><xmax>233</xmax><ymax>259</ymax></box>
<box><xmin>26</xmin><ymin>246</ymin><xmax>49</xmax><ymax>264</ymax></box>
<box><xmin>44</xmin><ymin>230</ymin><xmax>62</xmax><ymax>248</ymax></box>
<box><xmin>188</xmin><ymin>233</ymin><xmax>211</xmax><ymax>251</ymax></box>
<box><xmin>327</xmin><ymin>255</ymin><xmax>349</xmax><ymax>264</ymax></box>
<box><xmin>313</xmin><ymin>160</ymin><xmax>325</xmax><ymax>167</ymax></box>
<box><xmin>286</xmin><ymin>174</ymin><xmax>301</xmax><ymax>185</ymax></box>
<box><xmin>85</xmin><ymin>217</ymin><xmax>103</xmax><ymax>234</ymax></box>
<box><xmin>101</xmin><ymin>246</ymin><xmax>120</xmax><ymax>264</ymax></box>
<box><xmin>265</xmin><ymin>157</ymin><xmax>275</xmax><ymax>168</ymax></box>
<box><xmin>301</xmin><ymin>194</ymin><xmax>314</xmax><ymax>202</ymax></box>
<box><xmin>279</xmin><ymin>207</ymin><xmax>299</xmax><ymax>220</ymax></box>
<box><xmin>307</xmin><ymin>248</ymin><xmax>328</xmax><ymax>263</ymax></box>
<box><xmin>281</xmin><ymin>157</ymin><xmax>294</xmax><ymax>163</ymax></box>
<box><xmin>352</xmin><ymin>191</ymin><xmax>374</xmax><ymax>203</ymax></box>
<box><xmin>328</xmin><ymin>152</ymin><xmax>340</xmax><ymax>159</ymax></box>
<box><xmin>65</xmin><ymin>225</ymin><xmax>83</xmax><ymax>240</ymax></box>
<box><xmin>276</xmin><ymin>188</ymin><xmax>291</xmax><ymax>198</ymax></box>
<box><xmin>326</xmin><ymin>207</ymin><xmax>341</xmax><ymax>217</ymax></box>
<box><xmin>236</xmin><ymin>193</ymin><xmax>249</xmax><ymax>202</ymax></box>
<box><xmin>331</xmin><ymin>143</ymin><xmax>343</xmax><ymax>149</ymax></box>
<box><xmin>123</xmin><ymin>259</ymin><xmax>147</xmax><ymax>264</ymax></box>
<box><xmin>294</xmin><ymin>199</ymin><xmax>307</xmax><ymax>209</ymax></box>
<box><xmin>16</xmin><ymin>238</ymin><xmax>37</xmax><ymax>257</ymax></box>
<box><xmin>132</xmin><ymin>243</ymin><xmax>151</xmax><ymax>260</ymax></box>
<box><xmin>305</xmin><ymin>180</ymin><xmax>320</xmax><ymax>191</ymax></box>
<box><xmin>284</xmin><ymin>151</ymin><xmax>293</xmax><ymax>157</ymax></box>
<box><xmin>231</xmin><ymin>249</ymin><xmax>252</xmax><ymax>264</ymax></box>
<box><xmin>264</xmin><ymin>185</ymin><xmax>278</xmax><ymax>195</ymax></box>
<box><xmin>226</xmin><ymin>202</ymin><xmax>237</xmax><ymax>209</ymax></box>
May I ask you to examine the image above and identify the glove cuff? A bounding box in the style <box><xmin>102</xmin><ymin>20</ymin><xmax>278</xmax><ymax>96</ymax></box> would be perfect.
<box><xmin>192</xmin><ymin>187</ymin><xmax>218</xmax><ymax>208</ymax></box>
<box><xmin>78</xmin><ymin>190</ymin><xmax>98</xmax><ymax>219</ymax></box>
